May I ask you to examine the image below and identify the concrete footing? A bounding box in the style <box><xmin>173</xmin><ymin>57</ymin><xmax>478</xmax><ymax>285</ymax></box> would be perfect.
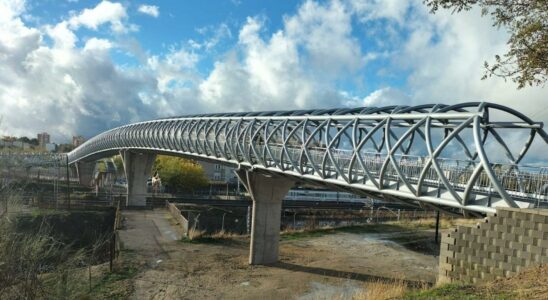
<box><xmin>236</xmin><ymin>170</ymin><xmax>294</xmax><ymax>265</ymax></box>
<box><xmin>120</xmin><ymin>151</ymin><xmax>156</xmax><ymax>207</ymax></box>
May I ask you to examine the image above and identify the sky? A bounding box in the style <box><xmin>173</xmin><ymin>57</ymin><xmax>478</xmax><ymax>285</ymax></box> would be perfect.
<box><xmin>0</xmin><ymin>0</ymin><xmax>546</xmax><ymax>149</ymax></box>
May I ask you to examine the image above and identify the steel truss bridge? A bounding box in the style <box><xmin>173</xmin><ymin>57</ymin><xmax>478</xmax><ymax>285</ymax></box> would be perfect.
<box><xmin>10</xmin><ymin>102</ymin><xmax>548</xmax><ymax>215</ymax></box>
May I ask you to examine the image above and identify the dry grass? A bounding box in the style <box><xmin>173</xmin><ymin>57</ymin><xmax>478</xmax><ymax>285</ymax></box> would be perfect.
<box><xmin>187</xmin><ymin>227</ymin><xmax>206</xmax><ymax>240</ymax></box>
<box><xmin>182</xmin><ymin>228</ymin><xmax>244</xmax><ymax>243</ymax></box>
<box><xmin>332</xmin><ymin>276</ymin><xmax>431</xmax><ymax>300</ymax></box>
<box><xmin>281</xmin><ymin>224</ymin><xmax>333</xmax><ymax>234</ymax></box>
<box><xmin>404</xmin><ymin>264</ymin><xmax>548</xmax><ymax>299</ymax></box>
<box><xmin>394</xmin><ymin>217</ymin><xmax>480</xmax><ymax>230</ymax></box>
<box><xmin>210</xmin><ymin>229</ymin><xmax>243</xmax><ymax>239</ymax></box>
<box><xmin>345</xmin><ymin>279</ymin><xmax>423</xmax><ymax>300</ymax></box>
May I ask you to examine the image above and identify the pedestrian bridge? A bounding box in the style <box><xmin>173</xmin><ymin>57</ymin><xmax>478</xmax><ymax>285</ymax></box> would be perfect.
<box><xmin>3</xmin><ymin>102</ymin><xmax>547</xmax><ymax>265</ymax></box>
<box><xmin>67</xmin><ymin>102</ymin><xmax>547</xmax><ymax>216</ymax></box>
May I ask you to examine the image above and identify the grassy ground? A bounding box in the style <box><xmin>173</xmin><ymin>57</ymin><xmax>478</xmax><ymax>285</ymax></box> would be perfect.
<box><xmin>84</xmin><ymin>250</ymin><xmax>141</xmax><ymax>300</ymax></box>
<box><xmin>180</xmin><ymin>228</ymin><xmax>244</xmax><ymax>244</ymax></box>
<box><xmin>401</xmin><ymin>264</ymin><xmax>547</xmax><ymax>300</ymax></box>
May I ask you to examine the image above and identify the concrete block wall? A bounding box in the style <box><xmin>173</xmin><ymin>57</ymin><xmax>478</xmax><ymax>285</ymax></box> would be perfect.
<box><xmin>438</xmin><ymin>207</ymin><xmax>548</xmax><ymax>284</ymax></box>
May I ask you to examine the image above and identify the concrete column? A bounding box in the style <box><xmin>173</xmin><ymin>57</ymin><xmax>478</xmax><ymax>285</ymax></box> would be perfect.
<box><xmin>120</xmin><ymin>151</ymin><xmax>156</xmax><ymax>207</ymax></box>
<box><xmin>75</xmin><ymin>161</ymin><xmax>95</xmax><ymax>186</ymax></box>
<box><xmin>236</xmin><ymin>169</ymin><xmax>294</xmax><ymax>265</ymax></box>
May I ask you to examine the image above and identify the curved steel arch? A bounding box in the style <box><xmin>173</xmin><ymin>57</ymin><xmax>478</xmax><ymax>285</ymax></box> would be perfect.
<box><xmin>68</xmin><ymin>102</ymin><xmax>548</xmax><ymax>214</ymax></box>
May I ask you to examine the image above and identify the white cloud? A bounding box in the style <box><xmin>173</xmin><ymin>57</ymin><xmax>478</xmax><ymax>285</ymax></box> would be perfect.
<box><xmin>193</xmin><ymin>23</ymin><xmax>232</xmax><ymax>51</ymax></box>
<box><xmin>362</xmin><ymin>87</ymin><xmax>411</xmax><ymax>107</ymax></box>
<box><xmin>0</xmin><ymin>0</ymin><xmax>546</xmax><ymax>163</ymax></box>
<box><xmin>68</xmin><ymin>0</ymin><xmax>129</xmax><ymax>33</ymax></box>
<box><xmin>355</xmin><ymin>0</ymin><xmax>547</xmax><ymax>163</ymax></box>
<box><xmin>83</xmin><ymin>37</ymin><xmax>112</xmax><ymax>52</ymax></box>
<box><xmin>199</xmin><ymin>0</ymin><xmax>364</xmax><ymax>112</ymax></box>
<box><xmin>46</xmin><ymin>21</ymin><xmax>77</xmax><ymax>49</ymax></box>
<box><xmin>138</xmin><ymin>4</ymin><xmax>159</xmax><ymax>18</ymax></box>
<box><xmin>0</xmin><ymin>0</ymin><xmax>26</xmax><ymax>22</ymax></box>
<box><xmin>349</xmin><ymin>0</ymin><xmax>410</xmax><ymax>25</ymax></box>
<box><xmin>1</xmin><ymin>0</ymin><xmax>364</xmax><ymax>140</ymax></box>
<box><xmin>0</xmin><ymin>1</ymin><xmax>155</xmax><ymax>140</ymax></box>
<box><xmin>147</xmin><ymin>47</ymin><xmax>200</xmax><ymax>93</ymax></box>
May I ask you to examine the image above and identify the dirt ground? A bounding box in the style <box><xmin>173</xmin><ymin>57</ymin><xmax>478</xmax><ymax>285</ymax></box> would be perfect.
<box><xmin>118</xmin><ymin>209</ymin><xmax>439</xmax><ymax>300</ymax></box>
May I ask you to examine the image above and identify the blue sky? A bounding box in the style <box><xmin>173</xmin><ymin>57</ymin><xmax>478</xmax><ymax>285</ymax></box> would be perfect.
<box><xmin>0</xmin><ymin>0</ymin><xmax>546</xmax><ymax>156</ymax></box>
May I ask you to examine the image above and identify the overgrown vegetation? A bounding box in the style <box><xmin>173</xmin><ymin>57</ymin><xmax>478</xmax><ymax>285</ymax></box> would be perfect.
<box><xmin>0</xmin><ymin>187</ymin><xmax>117</xmax><ymax>299</ymax></box>
<box><xmin>153</xmin><ymin>155</ymin><xmax>209</xmax><ymax>193</ymax></box>
<box><xmin>180</xmin><ymin>228</ymin><xmax>242</xmax><ymax>244</ymax></box>
<box><xmin>0</xmin><ymin>215</ymin><xmax>112</xmax><ymax>299</ymax></box>
<box><xmin>344</xmin><ymin>264</ymin><xmax>548</xmax><ymax>300</ymax></box>
<box><xmin>404</xmin><ymin>264</ymin><xmax>547</xmax><ymax>299</ymax></box>
<box><xmin>85</xmin><ymin>251</ymin><xmax>141</xmax><ymax>300</ymax></box>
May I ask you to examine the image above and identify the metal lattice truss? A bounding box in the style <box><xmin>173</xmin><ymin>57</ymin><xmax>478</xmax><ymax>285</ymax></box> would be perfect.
<box><xmin>68</xmin><ymin>102</ymin><xmax>548</xmax><ymax>214</ymax></box>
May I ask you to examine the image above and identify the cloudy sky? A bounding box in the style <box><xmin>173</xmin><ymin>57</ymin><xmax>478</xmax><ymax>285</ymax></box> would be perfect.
<box><xmin>0</xmin><ymin>0</ymin><xmax>546</xmax><ymax>143</ymax></box>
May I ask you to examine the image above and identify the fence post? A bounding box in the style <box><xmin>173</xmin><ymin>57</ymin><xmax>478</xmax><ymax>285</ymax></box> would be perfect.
<box><xmin>246</xmin><ymin>205</ymin><xmax>251</xmax><ymax>234</ymax></box>
<box><xmin>66</xmin><ymin>155</ymin><xmax>71</xmax><ymax>210</ymax></box>
<box><xmin>435</xmin><ymin>210</ymin><xmax>440</xmax><ymax>243</ymax></box>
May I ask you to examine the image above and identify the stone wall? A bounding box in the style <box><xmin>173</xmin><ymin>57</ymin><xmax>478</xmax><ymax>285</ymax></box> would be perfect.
<box><xmin>439</xmin><ymin>207</ymin><xmax>548</xmax><ymax>284</ymax></box>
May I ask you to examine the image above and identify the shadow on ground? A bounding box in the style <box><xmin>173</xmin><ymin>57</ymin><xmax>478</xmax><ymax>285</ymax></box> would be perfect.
<box><xmin>271</xmin><ymin>262</ymin><xmax>432</xmax><ymax>287</ymax></box>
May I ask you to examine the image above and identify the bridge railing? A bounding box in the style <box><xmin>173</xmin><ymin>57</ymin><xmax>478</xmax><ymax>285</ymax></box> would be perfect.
<box><xmin>264</xmin><ymin>144</ymin><xmax>548</xmax><ymax>201</ymax></box>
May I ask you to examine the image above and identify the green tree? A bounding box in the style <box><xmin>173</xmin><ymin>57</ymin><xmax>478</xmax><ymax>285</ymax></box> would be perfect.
<box><xmin>112</xmin><ymin>155</ymin><xmax>124</xmax><ymax>175</ymax></box>
<box><xmin>57</xmin><ymin>144</ymin><xmax>75</xmax><ymax>153</ymax></box>
<box><xmin>153</xmin><ymin>156</ymin><xmax>209</xmax><ymax>193</ymax></box>
<box><xmin>424</xmin><ymin>0</ymin><xmax>548</xmax><ymax>88</ymax></box>
<box><xmin>17</xmin><ymin>136</ymin><xmax>31</xmax><ymax>144</ymax></box>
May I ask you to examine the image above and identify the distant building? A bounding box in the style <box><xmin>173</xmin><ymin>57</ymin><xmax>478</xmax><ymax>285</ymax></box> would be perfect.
<box><xmin>0</xmin><ymin>136</ymin><xmax>15</xmax><ymax>148</ymax></box>
<box><xmin>37</xmin><ymin>132</ymin><xmax>50</xmax><ymax>147</ymax></box>
<box><xmin>0</xmin><ymin>136</ymin><xmax>30</xmax><ymax>149</ymax></box>
<box><xmin>199</xmin><ymin>162</ymin><xmax>238</xmax><ymax>184</ymax></box>
<box><xmin>72</xmin><ymin>135</ymin><xmax>85</xmax><ymax>147</ymax></box>
<box><xmin>45</xmin><ymin>143</ymin><xmax>56</xmax><ymax>152</ymax></box>
<box><xmin>12</xmin><ymin>141</ymin><xmax>31</xmax><ymax>150</ymax></box>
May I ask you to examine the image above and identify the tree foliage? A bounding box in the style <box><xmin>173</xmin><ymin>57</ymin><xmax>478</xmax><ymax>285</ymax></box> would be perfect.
<box><xmin>153</xmin><ymin>156</ymin><xmax>209</xmax><ymax>193</ymax></box>
<box><xmin>112</xmin><ymin>155</ymin><xmax>124</xmax><ymax>175</ymax></box>
<box><xmin>424</xmin><ymin>0</ymin><xmax>548</xmax><ymax>88</ymax></box>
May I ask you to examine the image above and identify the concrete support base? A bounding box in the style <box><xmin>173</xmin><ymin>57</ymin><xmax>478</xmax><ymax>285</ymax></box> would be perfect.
<box><xmin>236</xmin><ymin>170</ymin><xmax>294</xmax><ymax>265</ymax></box>
<box><xmin>120</xmin><ymin>151</ymin><xmax>156</xmax><ymax>207</ymax></box>
<box><xmin>75</xmin><ymin>161</ymin><xmax>95</xmax><ymax>186</ymax></box>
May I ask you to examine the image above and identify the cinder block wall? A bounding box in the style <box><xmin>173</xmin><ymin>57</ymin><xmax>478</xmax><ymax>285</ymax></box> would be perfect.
<box><xmin>438</xmin><ymin>207</ymin><xmax>548</xmax><ymax>284</ymax></box>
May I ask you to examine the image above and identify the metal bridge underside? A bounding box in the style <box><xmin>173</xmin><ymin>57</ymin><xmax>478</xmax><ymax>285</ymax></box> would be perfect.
<box><xmin>64</xmin><ymin>102</ymin><xmax>548</xmax><ymax>215</ymax></box>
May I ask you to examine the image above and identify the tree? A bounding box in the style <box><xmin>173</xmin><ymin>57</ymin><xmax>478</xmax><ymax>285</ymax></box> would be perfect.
<box><xmin>424</xmin><ymin>0</ymin><xmax>548</xmax><ymax>89</ymax></box>
<box><xmin>17</xmin><ymin>136</ymin><xmax>31</xmax><ymax>144</ymax></box>
<box><xmin>57</xmin><ymin>144</ymin><xmax>75</xmax><ymax>153</ymax></box>
<box><xmin>153</xmin><ymin>156</ymin><xmax>209</xmax><ymax>193</ymax></box>
<box><xmin>112</xmin><ymin>155</ymin><xmax>125</xmax><ymax>175</ymax></box>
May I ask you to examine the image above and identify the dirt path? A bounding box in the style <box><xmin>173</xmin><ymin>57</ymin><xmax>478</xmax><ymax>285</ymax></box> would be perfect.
<box><xmin>118</xmin><ymin>209</ymin><xmax>438</xmax><ymax>299</ymax></box>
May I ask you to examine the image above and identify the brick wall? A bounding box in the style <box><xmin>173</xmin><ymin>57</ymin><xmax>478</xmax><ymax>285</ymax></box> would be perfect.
<box><xmin>438</xmin><ymin>207</ymin><xmax>548</xmax><ymax>284</ymax></box>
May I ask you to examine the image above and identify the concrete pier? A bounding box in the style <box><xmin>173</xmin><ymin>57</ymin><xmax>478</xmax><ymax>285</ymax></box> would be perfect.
<box><xmin>75</xmin><ymin>161</ymin><xmax>95</xmax><ymax>186</ymax></box>
<box><xmin>236</xmin><ymin>170</ymin><xmax>294</xmax><ymax>265</ymax></box>
<box><xmin>120</xmin><ymin>151</ymin><xmax>156</xmax><ymax>207</ymax></box>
